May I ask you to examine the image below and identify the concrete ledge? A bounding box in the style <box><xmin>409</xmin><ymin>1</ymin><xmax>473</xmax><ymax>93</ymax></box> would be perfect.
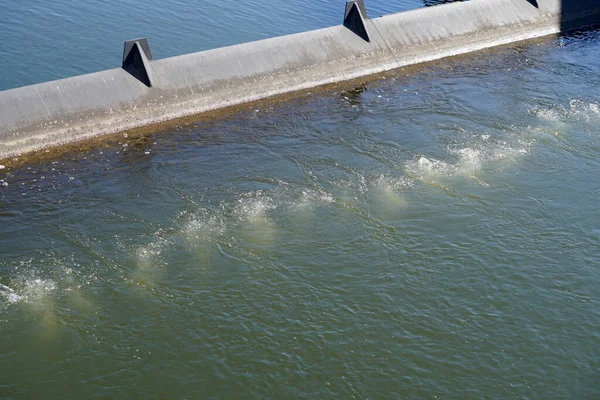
<box><xmin>1</xmin><ymin>0</ymin><xmax>599</xmax><ymax>160</ymax></box>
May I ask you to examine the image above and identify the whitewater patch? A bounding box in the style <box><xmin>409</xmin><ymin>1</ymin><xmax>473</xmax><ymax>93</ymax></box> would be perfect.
<box><xmin>294</xmin><ymin>188</ymin><xmax>336</xmax><ymax>209</ymax></box>
<box><xmin>234</xmin><ymin>191</ymin><xmax>277</xmax><ymax>223</ymax></box>
<box><xmin>406</xmin><ymin>134</ymin><xmax>530</xmax><ymax>183</ymax></box>
<box><xmin>182</xmin><ymin>212</ymin><xmax>225</xmax><ymax>248</ymax></box>
<box><xmin>0</xmin><ymin>256</ymin><xmax>100</xmax><ymax>320</ymax></box>
<box><xmin>0</xmin><ymin>278</ymin><xmax>56</xmax><ymax>308</ymax></box>
<box><xmin>0</xmin><ymin>283</ymin><xmax>22</xmax><ymax>304</ymax></box>
<box><xmin>332</xmin><ymin>171</ymin><xmax>411</xmax><ymax>195</ymax></box>
<box><xmin>129</xmin><ymin>233</ymin><xmax>174</xmax><ymax>287</ymax></box>
<box><xmin>139</xmin><ymin>185</ymin><xmax>339</xmax><ymax>265</ymax></box>
<box><xmin>531</xmin><ymin>99</ymin><xmax>600</xmax><ymax>124</ymax></box>
<box><xmin>135</xmin><ymin>234</ymin><xmax>171</xmax><ymax>269</ymax></box>
<box><xmin>19</xmin><ymin>278</ymin><xmax>56</xmax><ymax>303</ymax></box>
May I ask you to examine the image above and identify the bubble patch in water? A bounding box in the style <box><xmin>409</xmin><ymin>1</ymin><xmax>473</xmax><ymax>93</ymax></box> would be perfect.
<box><xmin>135</xmin><ymin>243</ymin><xmax>164</xmax><ymax>269</ymax></box>
<box><xmin>1</xmin><ymin>278</ymin><xmax>57</xmax><ymax>306</ymax></box>
<box><xmin>531</xmin><ymin>99</ymin><xmax>600</xmax><ymax>123</ymax></box>
<box><xmin>407</xmin><ymin>156</ymin><xmax>452</xmax><ymax>179</ymax></box>
<box><xmin>234</xmin><ymin>191</ymin><xmax>276</xmax><ymax>222</ymax></box>
<box><xmin>182</xmin><ymin>213</ymin><xmax>225</xmax><ymax>247</ymax></box>
<box><xmin>406</xmin><ymin>134</ymin><xmax>530</xmax><ymax>183</ymax></box>
<box><xmin>0</xmin><ymin>283</ymin><xmax>22</xmax><ymax>304</ymax></box>
<box><xmin>298</xmin><ymin>188</ymin><xmax>335</xmax><ymax>206</ymax></box>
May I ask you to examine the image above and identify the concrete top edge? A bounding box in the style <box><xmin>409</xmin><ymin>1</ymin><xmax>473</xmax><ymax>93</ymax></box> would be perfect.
<box><xmin>0</xmin><ymin>67</ymin><xmax>125</xmax><ymax>96</ymax></box>
<box><xmin>1</xmin><ymin>26</ymin><xmax>356</xmax><ymax>95</ymax></box>
<box><xmin>0</xmin><ymin>0</ymin><xmax>504</xmax><ymax>95</ymax></box>
<box><xmin>1</xmin><ymin>0</ymin><xmax>597</xmax><ymax>96</ymax></box>
<box><xmin>2</xmin><ymin>0</ymin><xmax>600</xmax><ymax>161</ymax></box>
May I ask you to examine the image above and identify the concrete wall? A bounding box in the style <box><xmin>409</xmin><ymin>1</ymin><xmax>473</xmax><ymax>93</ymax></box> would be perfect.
<box><xmin>1</xmin><ymin>0</ymin><xmax>599</xmax><ymax>160</ymax></box>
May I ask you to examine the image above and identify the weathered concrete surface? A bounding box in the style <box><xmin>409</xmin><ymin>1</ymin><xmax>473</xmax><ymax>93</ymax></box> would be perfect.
<box><xmin>1</xmin><ymin>0</ymin><xmax>599</xmax><ymax>160</ymax></box>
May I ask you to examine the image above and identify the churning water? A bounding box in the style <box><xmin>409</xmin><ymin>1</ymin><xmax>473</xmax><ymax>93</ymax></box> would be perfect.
<box><xmin>1</xmin><ymin>1</ymin><xmax>600</xmax><ymax>399</ymax></box>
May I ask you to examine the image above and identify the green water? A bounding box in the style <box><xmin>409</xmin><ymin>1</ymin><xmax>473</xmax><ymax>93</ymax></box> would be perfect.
<box><xmin>1</xmin><ymin>31</ymin><xmax>600</xmax><ymax>398</ymax></box>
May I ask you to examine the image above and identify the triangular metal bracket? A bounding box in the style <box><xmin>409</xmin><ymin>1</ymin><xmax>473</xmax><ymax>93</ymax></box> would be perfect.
<box><xmin>344</xmin><ymin>0</ymin><xmax>370</xmax><ymax>42</ymax></box>
<box><xmin>122</xmin><ymin>38</ymin><xmax>154</xmax><ymax>87</ymax></box>
<box><xmin>525</xmin><ymin>0</ymin><xmax>539</xmax><ymax>8</ymax></box>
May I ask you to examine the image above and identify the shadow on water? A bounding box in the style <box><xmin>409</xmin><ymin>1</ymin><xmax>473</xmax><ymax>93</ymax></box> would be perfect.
<box><xmin>559</xmin><ymin>0</ymin><xmax>600</xmax><ymax>32</ymax></box>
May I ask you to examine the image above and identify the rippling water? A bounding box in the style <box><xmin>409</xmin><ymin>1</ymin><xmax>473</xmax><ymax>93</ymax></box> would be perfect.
<box><xmin>1</xmin><ymin>2</ymin><xmax>600</xmax><ymax>398</ymax></box>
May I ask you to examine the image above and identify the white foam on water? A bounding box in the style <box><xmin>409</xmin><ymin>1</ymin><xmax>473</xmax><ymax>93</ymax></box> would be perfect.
<box><xmin>234</xmin><ymin>192</ymin><xmax>278</xmax><ymax>246</ymax></box>
<box><xmin>180</xmin><ymin>212</ymin><xmax>226</xmax><ymax>267</ymax></box>
<box><xmin>226</xmin><ymin>186</ymin><xmax>335</xmax><ymax>247</ymax></box>
<box><xmin>234</xmin><ymin>191</ymin><xmax>276</xmax><ymax>222</ymax></box>
<box><xmin>130</xmin><ymin>234</ymin><xmax>172</xmax><ymax>287</ymax></box>
<box><xmin>128</xmin><ymin>185</ymin><xmax>338</xmax><ymax>267</ymax></box>
<box><xmin>329</xmin><ymin>172</ymin><xmax>411</xmax><ymax>219</ymax></box>
<box><xmin>0</xmin><ymin>283</ymin><xmax>22</xmax><ymax>304</ymax></box>
<box><xmin>455</xmin><ymin>148</ymin><xmax>483</xmax><ymax>175</ymax></box>
<box><xmin>568</xmin><ymin>99</ymin><xmax>600</xmax><ymax>122</ymax></box>
<box><xmin>332</xmin><ymin>170</ymin><xmax>410</xmax><ymax>193</ymax></box>
<box><xmin>291</xmin><ymin>188</ymin><xmax>336</xmax><ymax>212</ymax></box>
<box><xmin>279</xmin><ymin>187</ymin><xmax>336</xmax><ymax>237</ymax></box>
<box><xmin>16</xmin><ymin>278</ymin><xmax>56</xmax><ymax>305</ymax></box>
<box><xmin>0</xmin><ymin>275</ymin><xmax>62</xmax><ymax>339</ymax></box>
<box><xmin>531</xmin><ymin>106</ymin><xmax>564</xmax><ymax>122</ymax></box>
<box><xmin>455</xmin><ymin>142</ymin><xmax>528</xmax><ymax>174</ymax></box>
<box><xmin>406</xmin><ymin>156</ymin><xmax>453</xmax><ymax>180</ymax></box>
<box><xmin>299</xmin><ymin>188</ymin><xmax>335</xmax><ymax>206</ymax></box>
<box><xmin>135</xmin><ymin>237</ymin><xmax>168</xmax><ymax>270</ymax></box>
<box><xmin>0</xmin><ymin>259</ymin><xmax>99</xmax><ymax>339</ymax></box>
<box><xmin>406</xmin><ymin>134</ymin><xmax>530</xmax><ymax>183</ymax></box>
<box><xmin>0</xmin><ymin>276</ymin><xmax>58</xmax><ymax>333</ymax></box>
<box><xmin>136</xmin><ymin>245</ymin><xmax>161</xmax><ymax>268</ymax></box>
<box><xmin>182</xmin><ymin>213</ymin><xmax>224</xmax><ymax>247</ymax></box>
<box><xmin>531</xmin><ymin>99</ymin><xmax>600</xmax><ymax>124</ymax></box>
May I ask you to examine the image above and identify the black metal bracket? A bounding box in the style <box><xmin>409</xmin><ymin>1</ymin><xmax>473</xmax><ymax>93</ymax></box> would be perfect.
<box><xmin>525</xmin><ymin>0</ymin><xmax>539</xmax><ymax>8</ymax></box>
<box><xmin>344</xmin><ymin>0</ymin><xmax>370</xmax><ymax>42</ymax></box>
<box><xmin>122</xmin><ymin>38</ymin><xmax>154</xmax><ymax>87</ymax></box>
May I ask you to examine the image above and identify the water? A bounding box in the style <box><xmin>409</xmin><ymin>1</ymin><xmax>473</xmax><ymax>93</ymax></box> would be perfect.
<box><xmin>1</xmin><ymin>2</ymin><xmax>600</xmax><ymax>399</ymax></box>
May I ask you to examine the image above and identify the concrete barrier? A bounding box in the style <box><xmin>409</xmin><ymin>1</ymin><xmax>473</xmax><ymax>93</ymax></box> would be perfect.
<box><xmin>1</xmin><ymin>0</ymin><xmax>599</xmax><ymax>160</ymax></box>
